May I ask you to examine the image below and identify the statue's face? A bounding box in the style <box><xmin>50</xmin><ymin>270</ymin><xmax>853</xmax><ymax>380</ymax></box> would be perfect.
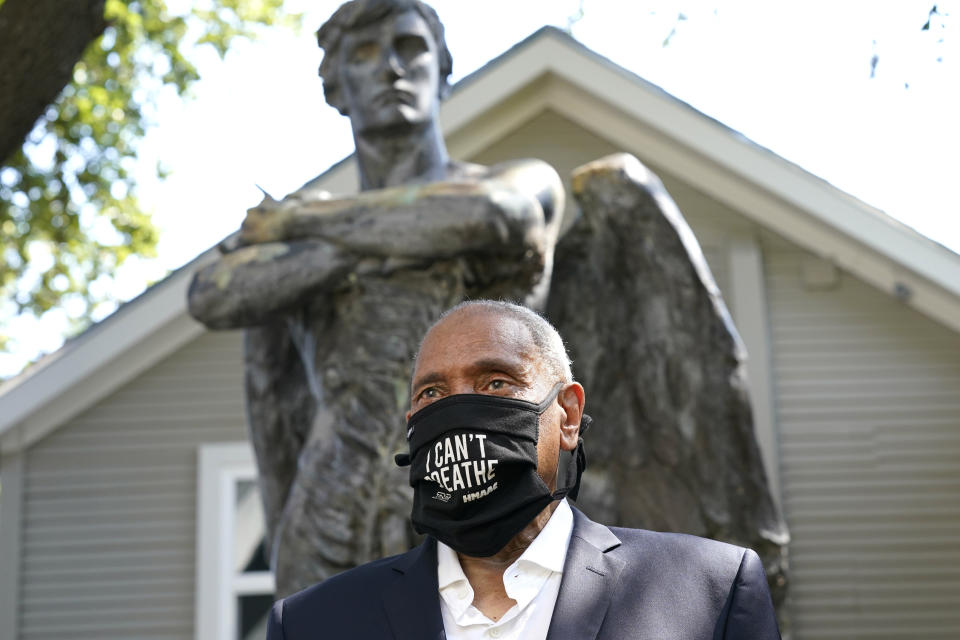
<box><xmin>338</xmin><ymin>9</ymin><xmax>441</xmax><ymax>133</ymax></box>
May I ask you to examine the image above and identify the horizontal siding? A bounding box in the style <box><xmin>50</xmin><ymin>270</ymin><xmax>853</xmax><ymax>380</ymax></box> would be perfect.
<box><xmin>764</xmin><ymin>239</ymin><xmax>960</xmax><ymax>639</ymax></box>
<box><xmin>19</xmin><ymin>330</ymin><xmax>247</xmax><ymax>640</ymax></box>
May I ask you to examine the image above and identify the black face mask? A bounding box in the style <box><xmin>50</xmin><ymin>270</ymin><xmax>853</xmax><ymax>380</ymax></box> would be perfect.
<box><xmin>395</xmin><ymin>383</ymin><xmax>589</xmax><ymax>557</ymax></box>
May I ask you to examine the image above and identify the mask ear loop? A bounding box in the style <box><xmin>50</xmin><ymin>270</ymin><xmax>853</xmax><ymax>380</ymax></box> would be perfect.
<box><xmin>535</xmin><ymin>381</ymin><xmax>567</xmax><ymax>412</ymax></box>
<box><xmin>543</xmin><ymin>382</ymin><xmax>588</xmax><ymax>501</ymax></box>
<box><xmin>551</xmin><ymin>413</ymin><xmax>591</xmax><ymax>501</ymax></box>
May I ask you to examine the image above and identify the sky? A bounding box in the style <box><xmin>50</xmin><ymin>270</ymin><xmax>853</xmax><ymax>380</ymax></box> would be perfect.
<box><xmin>1</xmin><ymin>0</ymin><xmax>957</xmax><ymax>377</ymax></box>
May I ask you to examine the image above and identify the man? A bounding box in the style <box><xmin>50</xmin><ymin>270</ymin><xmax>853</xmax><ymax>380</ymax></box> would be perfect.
<box><xmin>187</xmin><ymin>0</ymin><xmax>563</xmax><ymax>597</ymax></box>
<box><xmin>266</xmin><ymin>300</ymin><xmax>781</xmax><ymax>639</ymax></box>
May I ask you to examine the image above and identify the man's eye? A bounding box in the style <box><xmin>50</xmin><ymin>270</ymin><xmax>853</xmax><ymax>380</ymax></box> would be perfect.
<box><xmin>488</xmin><ymin>380</ymin><xmax>507</xmax><ymax>391</ymax></box>
<box><xmin>420</xmin><ymin>387</ymin><xmax>439</xmax><ymax>399</ymax></box>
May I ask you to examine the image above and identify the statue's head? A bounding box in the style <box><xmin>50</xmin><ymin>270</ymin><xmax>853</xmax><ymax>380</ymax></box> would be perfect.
<box><xmin>317</xmin><ymin>0</ymin><xmax>453</xmax><ymax>133</ymax></box>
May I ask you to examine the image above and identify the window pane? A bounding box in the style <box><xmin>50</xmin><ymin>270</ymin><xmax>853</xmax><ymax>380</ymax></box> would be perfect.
<box><xmin>233</xmin><ymin>479</ymin><xmax>267</xmax><ymax>573</ymax></box>
<box><xmin>238</xmin><ymin>593</ymin><xmax>273</xmax><ymax>640</ymax></box>
<box><xmin>243</xmin><ymin>539</ymin><xmax>270</xmax><ymax>573</ymax></box>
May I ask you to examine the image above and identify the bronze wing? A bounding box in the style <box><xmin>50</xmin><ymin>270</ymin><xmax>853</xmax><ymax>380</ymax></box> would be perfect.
<box><xmin>546</xmin><ymin>153</ymin><xmax>789</xmax><ymax>605</ymax></box>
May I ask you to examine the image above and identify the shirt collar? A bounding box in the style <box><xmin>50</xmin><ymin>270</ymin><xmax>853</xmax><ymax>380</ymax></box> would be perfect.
<box><xmin>436</xmin><ymin>499</ymin><xmax>574</xmax><ymax>590</ymax></box>
<box><xmin>436</xmin><ymin>536</ymin><xmax>474</xmax><ymax>621</ymax></box>
<box><xmin>514</xmin><ymin>498</ymin><xmax>573</xmax><ymax>574</ymax></box>
<box><xmin>437</xmin><ymin>535</ymin><xmax>468</xmax><ymax>591</ymax></box>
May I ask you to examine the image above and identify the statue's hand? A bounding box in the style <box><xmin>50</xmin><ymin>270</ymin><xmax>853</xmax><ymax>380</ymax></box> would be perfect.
<box><xmin>240</xmin><ymin>195</ymin><xmax>294</xmax><ymax>245</ymax></box>
<box><xmin>218</xmin><ymin>230</ymin><xmax>242</xmax><ymax>254</ymax></box>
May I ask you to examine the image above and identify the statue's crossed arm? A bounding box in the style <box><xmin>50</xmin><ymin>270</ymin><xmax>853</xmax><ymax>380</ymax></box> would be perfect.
<box><xmin>187</xmin><ymin>158</ymin><xmax>563</xmax><ymax>330</ymax></box>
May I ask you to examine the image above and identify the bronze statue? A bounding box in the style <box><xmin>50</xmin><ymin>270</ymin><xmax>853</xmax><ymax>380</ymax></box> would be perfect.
<box><xmin>188</xmin><ymin>0</ymin><xmax>564</xmax><ymax>597</ymax></box>
<box><xmin>188</xmin><ymin>0</ymin><xmax>788</xmax><ymax>608</ymax></box>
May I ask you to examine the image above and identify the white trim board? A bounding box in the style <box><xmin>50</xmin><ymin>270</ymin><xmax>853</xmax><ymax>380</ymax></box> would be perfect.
<box><xmin>195</xmin><ymin>442</ymin><xmax>274</xmax><ymax>640</ymax></box>
<box><xmin>728</xmin><ymin>236</ymin><xmax>782</xmax><ymax>506</ymax></box>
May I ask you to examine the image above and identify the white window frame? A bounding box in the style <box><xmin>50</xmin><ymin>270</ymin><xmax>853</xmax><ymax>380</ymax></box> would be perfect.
<box><xmin>196</xmin><ymin>442</ymin><xmax>275</xmax><ymax>640</ymax></box>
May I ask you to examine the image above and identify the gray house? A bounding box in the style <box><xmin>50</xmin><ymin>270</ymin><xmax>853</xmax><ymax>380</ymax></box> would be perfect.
<box><xmin>2</xmin><ymin>28</ymin><xmax>959</xmax><ymax>640</ymax></box>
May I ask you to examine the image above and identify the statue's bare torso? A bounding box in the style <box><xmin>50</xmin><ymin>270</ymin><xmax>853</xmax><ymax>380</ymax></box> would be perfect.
<box><xmin>190</xmin><ymin>156</ymin><xmax>563</xmax><ymax>594</ymax></box>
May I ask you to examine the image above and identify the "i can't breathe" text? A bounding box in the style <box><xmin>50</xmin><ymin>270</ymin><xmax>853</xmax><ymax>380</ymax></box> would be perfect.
<box><xmin>424</xmin><ymin>433</ymin><xmax>499</xmax><ymax>497</ymax></box>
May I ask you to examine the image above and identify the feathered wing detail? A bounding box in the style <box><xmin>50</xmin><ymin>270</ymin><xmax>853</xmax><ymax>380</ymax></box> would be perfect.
<box><xmin>546</xmin><ymin>153</ymin><xmax>789</xmax><ymax>606</ymax></box>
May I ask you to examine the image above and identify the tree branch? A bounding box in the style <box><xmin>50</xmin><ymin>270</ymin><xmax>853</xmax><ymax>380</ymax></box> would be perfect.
<box><xmin>0</xmin><ymin>0</ymin><xmax>106</xmax><ymax>163</ymax></box>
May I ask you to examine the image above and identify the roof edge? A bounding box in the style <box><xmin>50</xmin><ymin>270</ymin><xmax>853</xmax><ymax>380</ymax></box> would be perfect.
<box><xmin>0</xmin><ymin>251</ymin><xmax>213</xmax><ymax>452</ymax></box>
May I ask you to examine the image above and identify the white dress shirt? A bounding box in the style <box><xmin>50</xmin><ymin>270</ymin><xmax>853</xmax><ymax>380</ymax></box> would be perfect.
<box><xmin>436</xmin><ymin>499</ymin><xmax>574</xmax><ymax>640</ymax></box>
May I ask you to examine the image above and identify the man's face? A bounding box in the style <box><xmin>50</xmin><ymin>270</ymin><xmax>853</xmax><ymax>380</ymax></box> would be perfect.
<box><xmin>338</xmin><ymin>9</ymin><xmax>441</xmax><ymax>133</ymax></box>
<box><xmin>408</xmin><ymin>309</ymin><xmax>582</xmax><ymax>491</ymax></box>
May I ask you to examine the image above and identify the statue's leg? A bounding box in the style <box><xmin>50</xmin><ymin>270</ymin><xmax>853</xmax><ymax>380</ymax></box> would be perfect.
<box><xmin>271</xmin><ymin>395</ymin><xmax>414</xmax><ymax>597</ymax></box>
<box><xmin>244</xmin><ymin>323</ymin><xmax>315</xmax><ymax>567</ymax></box>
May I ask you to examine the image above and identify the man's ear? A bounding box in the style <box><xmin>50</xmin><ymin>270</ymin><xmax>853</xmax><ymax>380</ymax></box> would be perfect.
<box><xmin>557</xmin><ymin>382</ymin><xmax>585</xmax><ymax>451</ymax></box>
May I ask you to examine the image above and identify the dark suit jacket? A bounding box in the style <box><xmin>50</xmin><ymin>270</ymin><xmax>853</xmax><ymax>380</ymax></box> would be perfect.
<box><xmin>266</xmin><ymin>508</ymin><xmax>780</xmax><ymax>639</ymax></box>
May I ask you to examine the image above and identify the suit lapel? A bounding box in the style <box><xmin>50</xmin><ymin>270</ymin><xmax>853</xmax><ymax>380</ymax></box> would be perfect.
<box><xmin>546</xmin><ymin>508</ymin><xmax>625</xmax><ymax>640</ymax></box>
<box><xmin>382</xmin><ymin>538</ymin><xmax>446</xmax><ymax>640</ymax></box>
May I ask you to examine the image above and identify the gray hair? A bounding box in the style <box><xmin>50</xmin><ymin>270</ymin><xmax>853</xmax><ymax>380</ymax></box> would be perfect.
<box><xmin>316</xmin><ymin>0</ymin><xmax>454</xmax><ymax>115</ymax></box>
<box><xmin>419</xmin><ymin>300</ymin><xmax>573</xmax><ymax>384</ymax></box>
